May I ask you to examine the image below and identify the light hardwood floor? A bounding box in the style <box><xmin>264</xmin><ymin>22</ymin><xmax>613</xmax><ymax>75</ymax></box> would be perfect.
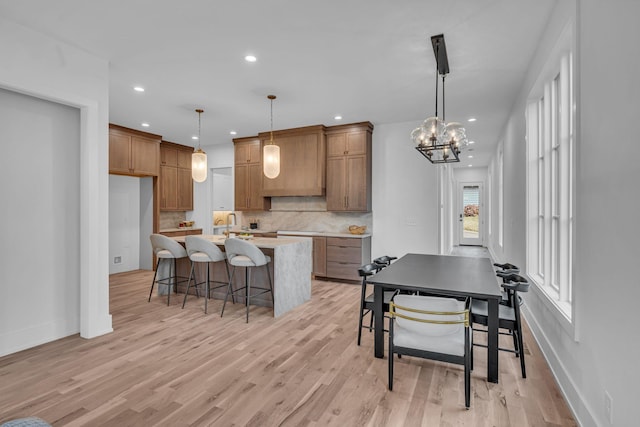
<box><xmin>0</xmin><ymin>269</ymin><xmax>576</xmax><ymax>426</ymax></box>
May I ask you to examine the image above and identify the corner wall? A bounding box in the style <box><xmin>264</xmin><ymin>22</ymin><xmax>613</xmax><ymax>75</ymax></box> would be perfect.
<box><xmin>486</xmin><ymin>1</ymin><xmax>640</xmax><ymax>426</ymax></box>
<box><xmin>0</xmin><ymin>17</ymin><xmax>111</xmax><ymax>352</ymax></box>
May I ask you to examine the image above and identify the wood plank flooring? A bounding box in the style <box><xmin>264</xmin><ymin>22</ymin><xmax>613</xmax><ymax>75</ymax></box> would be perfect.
<box><xmin>0</xmin><ymin>270</ymin><xmax>576</xmax><ymax>426</ymax></box>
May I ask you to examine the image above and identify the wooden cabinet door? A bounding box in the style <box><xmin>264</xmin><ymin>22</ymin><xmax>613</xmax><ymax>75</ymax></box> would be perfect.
<box><xmin>248</xmin><ymin>163</ymin><xmax>264</xmax><ymax>210</ymax></box>
<box><xmin>345</xmin><ymin>155</ymin><xmax>367</xmax><ymax>211</ymax></box>
<box><xmin>327</xmin><ymin>133</ymin><xmax>346</xmax><ymax>158</ymax></box>
<box><xmin>177</xmin><ymin>168</ymin><xmax>193</xmax><ymax>210</ymax></box>
<box><xmin>346</xmin><ymin>131</ymin><xmax>367</xmax><ymax>155</ymax></box>
<box><xmin>313</xmin><ymin>236</ymin><xmax>327</xmax><ymax>276</ymax></box>
<box><xmin>131</xmin><ymin>136</ymin><xmax>160</xmax><ymax>176</ymax></box>
<box><xmin>161</xmin><ymin>146</ymin><xmax>178</xmax><ymax>166</ymax></box>
<box><xmin>235</xmin><ymin>141</ymin><xmax>261</xmax><ymax>164</ymax></box>
<box><xmin>177</xmin><ymin>150</ymin><xmax>192</xmax><ymax>169</ymax></box>
<box><xmin>160</xmin><ymin>165</ymin><xmax>177</xmax><ymax>210</ymax></box>
<box><xmin>234</xmin><ymin>164</ymin><xmax>249</xmax><ymax>210</ymax></box>
<box><xmin>326</xmin><ymin>157</ymin><xmax>346</xmax><ymax>211</ymax></box>
<box><xmin>109</xmin><ymin>133</ymin><xmax>131</xmax><ymax>174</ymax></box>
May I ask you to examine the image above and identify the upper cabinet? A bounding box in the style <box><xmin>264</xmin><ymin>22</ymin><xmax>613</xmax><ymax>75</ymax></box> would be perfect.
<box><xmin>259</xmin><ymin>125</ymin><xmax>326</xmax><ymax>197</ymax></box>
<box><xmin>234</xmin><ymin>137</ymin><xmax>271</xmax><ymax>211</ymax></box>
<box><xmin>160</xmin><ymin>141</ymin><xmax>193</xmax><ymax>211</ymax></box>
<box><xmin>109</xmin><ymin>124</ymin><xmax>160</xmax><ymax>176</ymax></box>
<box><xmin>325</xmin><ymin>122</ymin><xmax>373</xmax><ymax>212</ymax></box>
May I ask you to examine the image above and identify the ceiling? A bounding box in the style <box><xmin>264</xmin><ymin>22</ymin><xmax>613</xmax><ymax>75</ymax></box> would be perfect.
<box><xmin>0</xmin><ymin>0</ymin><xmax>556</xmax><ymax>168</ymax></box>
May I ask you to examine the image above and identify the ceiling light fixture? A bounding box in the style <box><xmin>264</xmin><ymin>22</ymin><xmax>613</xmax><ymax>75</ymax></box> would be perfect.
<box><xmin>411</xmin><ymin>34</ymin><xmax>469</xmax><ymax>164</ymax></box>
<box><xmin>230</xmin><ymin>131</ymin><xmax>237</xmax><ymax>135</ymax></box>
<box><xmin>334</xmin><ymin>115</ymin><xmax>343</xmax><ymax>120</ymax></box>
<box><xmin>245</xmin><ymin>55</ymin><xmax>257</xmax><ymax>62</ymax></box>
<box><xmin>263</xmin><ymin>95</ymin><xmax>280</xmax><ymax>179</ymax></box>
<box><xmin>192</xmin><ymin>109</ymin><xmax>207</xmax><ymax>183</ymax></box>
<box><xmin>141</xmin><ymin>122</ymin><xmax>150</xmax><ymax>127</ymax></box>
<box><xmin>468</xmin><ymin>117</ymin><xmax>477</xmax><ymax>122</ymax></box>
<box><xmin>133</xmin><ymin>86</ymin><xmax>145</xmax><ymax>92</ymax></box>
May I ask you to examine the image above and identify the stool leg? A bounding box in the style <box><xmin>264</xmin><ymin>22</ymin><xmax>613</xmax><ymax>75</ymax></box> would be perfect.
<box><xmin>182</xmin><ymin>260</ymin><xmax>196</xmax><ymax>309</ymax></box>
<box><xmin>245</xmin><ymin>267</ymin><xmax>250</xmax><ymax>323</ymax></box>
<box><xmin>221</xmin><ymin>266</ymin><xmax>236</xmax><ymax>317</ymax></box>
<box><xmin>167</xmin><ymin>259</ymin><xmax>173</xmax><ymax>306</ymax></box>
<box><xmin>266</xmin><ymin>262</ymin><xmax>274</xmax><ymax>305</ymax></box>
<box><xmin>224</xmin><ymin>260</ymin><xmax>235</xmax><ymax>304</ymax></box>
<box><xmin>149</xmin><ymin>258</ymin><xmax>161</xmax><ymax>302</ymax></box>
<box><xmin>205</xmin><ymin>262</ymin><xmax>210</xmax><ymax>314</ymax></box>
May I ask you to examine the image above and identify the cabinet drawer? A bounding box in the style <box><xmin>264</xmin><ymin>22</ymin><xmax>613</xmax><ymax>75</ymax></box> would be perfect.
<box><xmin>326</xmin><ymin>237</ymin><xmax>362</xmax><ymax>248</ymax></box>
<box><xmin>326</xmin><ymin>261</ymin><xmax>361</xmax><ymax>281</ymax></box>
<box><xmin>326</xmin><ymin>245</ymin><xmax>361</xmax><ymax>263</ymax></box>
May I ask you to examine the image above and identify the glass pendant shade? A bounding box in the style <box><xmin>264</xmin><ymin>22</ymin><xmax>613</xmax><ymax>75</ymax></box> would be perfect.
<box><xmin>192</xmin><ymin>148</ymin><xmax>207</xmax><ymax>182</ymax></box>
<box><xmin>263</xmin><ymin>144</ymin><xmax>280</xmax><ymax>179</ymax></box>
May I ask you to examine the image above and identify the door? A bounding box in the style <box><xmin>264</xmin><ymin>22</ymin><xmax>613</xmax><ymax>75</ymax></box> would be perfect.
<box><xmin>459</xmin><ymin>183</ymin><xmax>483</xmax><ymax>246</ymax></box>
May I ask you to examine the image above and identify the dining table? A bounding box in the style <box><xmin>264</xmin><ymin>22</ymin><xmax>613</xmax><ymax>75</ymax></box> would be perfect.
<box><xmin>366</xmin><ymin>253</ymin><xmax>503</xmax><ymax>383</ymax></box>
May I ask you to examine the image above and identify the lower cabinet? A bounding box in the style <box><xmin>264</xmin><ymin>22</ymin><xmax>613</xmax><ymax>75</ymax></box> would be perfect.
<box><xmin>324</xmin><ymin>236</ymin><xmax>371</xmax><ymax>282</ymax></box>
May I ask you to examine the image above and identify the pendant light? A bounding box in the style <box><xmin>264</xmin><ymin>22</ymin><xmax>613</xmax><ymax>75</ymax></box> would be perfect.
<box><xmin>411</xmin><ymin>34</ymin><xmax>468</xmax><ymax>164</ymax></box>
<box><xmin>192</xmin><ymin>108</ymin><xmax>207</xmax><ymax>182</ymax></box>
<box><xmin>263</xmin><ymin>95</ymin><xmax>280</xmax><ymax>179</ymax></box>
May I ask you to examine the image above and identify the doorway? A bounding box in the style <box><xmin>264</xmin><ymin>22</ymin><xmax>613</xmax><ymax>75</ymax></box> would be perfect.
<box><xmin>459</xmin><ymin>183</ymin><xmax>483</xmax><ymax>246</ymax></box>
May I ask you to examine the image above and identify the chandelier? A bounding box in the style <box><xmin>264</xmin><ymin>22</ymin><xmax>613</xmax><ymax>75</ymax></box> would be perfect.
<box><xmin>263</xmin><ymin>94</ymin><xmax>281</xmax><ymax>179</ymax></box>
<box><xmin>192</xmin><ymin>108</ymin><xmax>207</xmax><ymax>182</ymax></box>
<box><xmin>411</xmin><ymin>34</ymin><xmax>468</xmax><ymax>164</ymax></box>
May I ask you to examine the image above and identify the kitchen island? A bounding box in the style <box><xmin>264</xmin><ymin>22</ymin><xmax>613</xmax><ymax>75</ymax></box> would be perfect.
<box><xmin>162</xmin><ymin>235</ymin><xmax>312</xmax><ymax>317</ymax></box>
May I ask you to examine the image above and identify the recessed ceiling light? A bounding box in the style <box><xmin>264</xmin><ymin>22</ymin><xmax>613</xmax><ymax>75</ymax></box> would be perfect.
<box><xmin>468</xmin><ymin>155</ymin><xmax>473</xmax><ymax>158</ymax></box>
<box><xmin>468</xmin><ymin>165</ymin><xmax>473</xmax><ymax>167</ymax></box>
<box><xmin>468</xmin><ymin>117</ymin><xmax>476</xmax><ymax>122</ymax></box>
<box><xmin>468</xmin><ymin>140</ymin><xmax>475</xmax><ymax>144</ymax></box>
<box><xmin>133</xmin><ymin>86</ymin><xmax>145</xmax><ymax>92</ymax></box>
<box><xmin>334</xmin><ymin>115</ymin><xmax>342</xmax><ymax>120</ymax></box>
<box><xmin>245</xmin><ymin>55</ymin><xmax>257</xmax><ymax>62</ymax></box>
<box><xmin>192</xmin><ymin>136</ymin><xmax>199</xmax><ymax>140</ymax></box>
<box><xmin>141</xmin><ymin>122</ymin><xmax>150</xmax><ymax>127</ymax></box>
<box><xmin>230</xmin><ymin>131</ymin><xmax>237</xmax><ymax>135</ymax></box>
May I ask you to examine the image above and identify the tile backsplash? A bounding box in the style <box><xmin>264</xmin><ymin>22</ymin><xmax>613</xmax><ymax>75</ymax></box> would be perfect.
<box><xmin>237</xmin><ymin>197</ymin><xmax>372</xmax><ymax>233</ymax></box>
<box><xmin>159</xmin><ymin>211</ymin><xmax>186</xmax><ymax>230</ymax></box>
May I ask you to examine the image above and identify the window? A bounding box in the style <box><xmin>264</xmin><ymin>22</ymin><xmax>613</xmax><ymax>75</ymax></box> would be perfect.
<box><xmin>526</xmin><ymin>41</ymin><xmax>574</xmax><ymax>320</ymax></box>
<box><xmin>498</xmin><ymin>148</ymin><xmax>504</xmax><ymax>248</ymax></box>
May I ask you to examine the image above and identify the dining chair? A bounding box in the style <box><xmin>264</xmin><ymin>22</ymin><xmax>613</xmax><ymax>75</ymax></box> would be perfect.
<box><xmin>149</xmin><ymin>234</ymin><xmax>189</xmax><ymax>306</ymax></box>
<box><xmin>494</xmin><ymin>262</ymin><xmax>520</xmax><ymax>305</ymax></box>
<box><xmin>221</xmin><ymin>237</ymin><xmax>274</xmax><ymax>323</ymax></box>
<box><xmin>182</xmin><ymin>235</ymin><xmax>231</xmax><ymax>314</ymax></box>
<box><xmin>389</xmin><ymin>294</ymin><xmax>472</xmax><ymax>408</ymax></box>
<box><xmin>471</xmin><ymin>273</ymin><xmax>529</xmax><ymax>378</ymax></box>
<box><xmin>357</xmin><ymin>263</ymin><xmax>397</xmax><ymax>346</ymax></box>
<box><xmin>373</xmin><ymin>255</ymin><xmax>398</xmax><ymax>270</ymax></box>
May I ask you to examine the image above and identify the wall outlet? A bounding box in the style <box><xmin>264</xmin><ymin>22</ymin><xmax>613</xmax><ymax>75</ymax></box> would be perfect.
<box><xmin>604</xmin><ymin>390</ymin><xmax>613</xmax><ymax>424</ymax></box>
<box><xmin>114</xmin><ymin>256</ymin><xmax>122</xmax><ymax>264</ymax></box>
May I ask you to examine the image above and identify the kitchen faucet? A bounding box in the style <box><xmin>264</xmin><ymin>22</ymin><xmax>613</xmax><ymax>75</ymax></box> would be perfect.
<box><xmin>225</xmin><ymin>212</ymin><xmax>236</xmax><ymax>238</ymax></box>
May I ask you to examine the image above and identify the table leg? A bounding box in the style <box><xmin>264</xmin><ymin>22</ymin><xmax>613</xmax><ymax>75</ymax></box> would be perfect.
<box><xmin>374</xmin><ymin>285</ymin><xmax>384</xmax><ymax>358</ymax></box>
<box><xmin>487</xmin><ymin>298</ymin><xmax>499</xmax><ymax>383</ymax></box>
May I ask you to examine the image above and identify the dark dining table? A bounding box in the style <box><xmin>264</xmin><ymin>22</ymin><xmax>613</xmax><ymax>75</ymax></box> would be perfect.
<box><xmin>366</xmin><ymin>253</ymin><xmax>503</xmax><ymax>383</ymax></box>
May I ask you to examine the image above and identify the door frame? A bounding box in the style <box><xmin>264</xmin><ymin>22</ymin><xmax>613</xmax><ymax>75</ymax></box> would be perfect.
<box><xmin>457</xmin><ymin>181</ymin><xmax>484</xmax><ymax>246</ymax></box>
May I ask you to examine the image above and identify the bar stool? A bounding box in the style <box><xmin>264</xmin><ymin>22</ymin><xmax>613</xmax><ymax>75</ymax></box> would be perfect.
<box><xmin>182</xmin><ymin>235</ymin><xmax>231</xmax><ymax>314</ymax></box>
<box><xmin>494</xmin><ymin>262</ymin><xmax>521</xmax><ymax>306</ymax></box>
<box><xmin>149</xmin><ymin>234</ymin><xmax>189</xmax><ymax>306</ymax></box>
<box><xmin>221</xmin><ymin>238</ymin><xmax>274</xmax><ymax>323</ymax></box>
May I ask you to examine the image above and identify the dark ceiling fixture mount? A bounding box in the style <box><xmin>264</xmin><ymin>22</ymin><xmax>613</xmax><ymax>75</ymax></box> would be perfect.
<box><xmin>411</xmin><ymin>34</ymin><xmax>468</xmax><ymax>164</ymax></box>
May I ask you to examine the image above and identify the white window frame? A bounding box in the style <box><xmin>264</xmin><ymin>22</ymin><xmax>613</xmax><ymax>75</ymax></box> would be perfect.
<box><xmin>525</xmin><ymin>21</ymin><xmax>575</xmax><ymax>329</ymax></box>
<box><xmin>498</xmin><ymin>147</ymin><xmax>504</xmax><ymax>248</ymax></box>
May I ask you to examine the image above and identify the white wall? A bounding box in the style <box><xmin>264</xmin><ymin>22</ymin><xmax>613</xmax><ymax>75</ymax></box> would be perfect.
<box><xmin>0</xmin><ymin>88</ymin><xmax>81</xmax><ymax>355</ymax></box>
<box><xmin>109</xmin><ymin>175</ymin><xmax>140</xmax><ymax>274</ymax></box>
<box><xmin>0</xmin><ymin>17</ymin><xmax>111</xmax><ymax>351</ymax></box>
<box><xmin>372</xmin><ymin>121</ymin><xmax>440</xmax><ymax>259</ymax></box>
<box><xmin>486</xmin><ymin>1</ymin><xmax>640</xmax><ymax>426</ymax></box>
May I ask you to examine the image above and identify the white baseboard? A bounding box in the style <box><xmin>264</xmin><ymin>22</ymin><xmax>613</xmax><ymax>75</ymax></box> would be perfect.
<box><xmin>522</xmin><ymin>305</ymin><xmax>598</xmax><ymax>427</ymax></box>
<box><xmin>0</xmin><ymin>319</ymin><xmax>80</xmax><ymax>357</ymax></box>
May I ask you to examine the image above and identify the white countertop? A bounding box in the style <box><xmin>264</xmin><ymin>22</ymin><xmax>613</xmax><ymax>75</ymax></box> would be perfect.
<box><xmin>277</xmin><ymin>230</ymin><xmax>371</xmax><ymax>239</ymax></box>
<box><xmin>172</xmin><ymin>234</ymin><xmax>308</xmax><ymax>249</ymax></box>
